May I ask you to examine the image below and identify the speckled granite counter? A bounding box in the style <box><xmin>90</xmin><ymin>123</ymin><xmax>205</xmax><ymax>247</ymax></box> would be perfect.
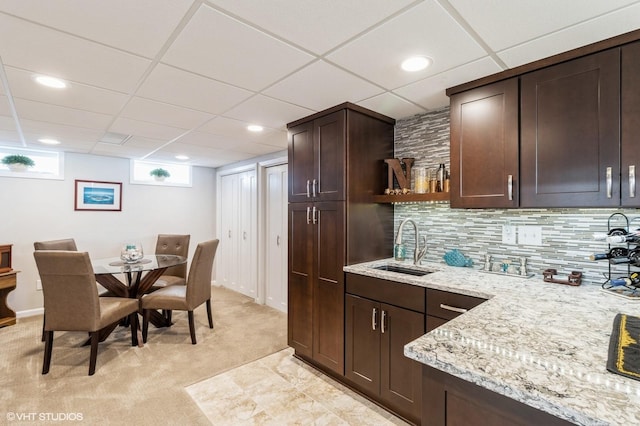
<box><xmin>344</xmin><ymin>259</ymin><xmax>640</xmax><ymax>426</ymax></box>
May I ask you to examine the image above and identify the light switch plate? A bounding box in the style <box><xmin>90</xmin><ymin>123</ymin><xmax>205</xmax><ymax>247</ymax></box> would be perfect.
<box><xmin>502</xmin><ymin>224</ymin><xmax>517</xmax><ymax>244</ymax></box>
<box><xmin>519</xmin><ymin>226</ymin><xmax>542</xmax><ymax>246</ymax></box>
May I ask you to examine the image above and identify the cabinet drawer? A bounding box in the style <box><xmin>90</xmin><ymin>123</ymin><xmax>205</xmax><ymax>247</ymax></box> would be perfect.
<box><xmin>346</xmin><ymin>273</ymin><xmax>425</xmax><ymax>313</ymax></box>
<box><xmin>427</xmin><ymin>289</ymin><xmax>485</xmax><ymax>321</ymax></box>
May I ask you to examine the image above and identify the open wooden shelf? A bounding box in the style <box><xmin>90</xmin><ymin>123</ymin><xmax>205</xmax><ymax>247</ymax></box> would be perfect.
<box><xmin>373</xmin><ymin>192</ymin><xmax>450</xmax><ymax>204</ymax></box>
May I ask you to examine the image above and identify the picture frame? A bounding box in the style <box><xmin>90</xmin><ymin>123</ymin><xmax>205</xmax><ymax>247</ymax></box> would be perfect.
<box><xmin>74</xmin><ymin>180</ymin><xmax>122</xmax><ymax>211</ymax></box>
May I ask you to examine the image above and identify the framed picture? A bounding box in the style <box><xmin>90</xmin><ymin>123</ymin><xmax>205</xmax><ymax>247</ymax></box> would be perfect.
<box><xmin>74</xmin><ymin>180</ymin><xmax>122</xmax><ymax>211</ymax></box>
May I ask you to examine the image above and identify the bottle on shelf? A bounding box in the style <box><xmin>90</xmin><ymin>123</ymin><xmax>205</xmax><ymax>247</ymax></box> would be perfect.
<box><xmin>436</xmin><ymin>162</ymin><xmax>446</xmax><ymax>193</ymax></box>
<box><xmin>610</xmin><ymin>272</ymin><xmax>640</xmax><ymax>287</ymax></box>
<box><xmin>593</xmin><ymin>228</ymin><xmax>640</xmax><ymax>242</ymax></box>
<box><xmin>589</xmin><ymin>247</ymin><xmax>630</xmax><ymax>261</ymax></box>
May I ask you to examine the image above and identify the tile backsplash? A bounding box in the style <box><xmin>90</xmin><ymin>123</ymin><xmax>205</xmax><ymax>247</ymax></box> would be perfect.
<box><xmin>394</xmin><ymin>107</ymin><xmax>639</xmax><ymax>286</ymax></box>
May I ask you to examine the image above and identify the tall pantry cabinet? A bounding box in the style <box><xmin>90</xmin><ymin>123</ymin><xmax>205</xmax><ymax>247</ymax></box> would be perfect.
<box><xmin>287</xmin><ymin>103</ymin><xmax>395</xmax><ymax>376</ymax></box>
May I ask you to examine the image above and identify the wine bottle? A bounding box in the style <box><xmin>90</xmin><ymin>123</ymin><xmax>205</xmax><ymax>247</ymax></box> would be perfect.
<box><xmin>609</xmin><ymin>249</ymin><xmax>640</xmax><ymax>266</ymax></box>
<box><xmin>610</xmin><ymin>272</ymin><xmax>640</xmax><ymax>287</ymax></box>
<box><xmin>593</xmin><ymin>228</ymin><xmax>630</xmax><ymax>240</ymax></box>
<box><xmin>589</xmin><ymin>247</ymin><xmax>630</xmax><ymax>261</ymax></box>
<box><xmin>436</xmin><ymin>162</ymin><xmax>446</xmax><ymax>192</ymax></box>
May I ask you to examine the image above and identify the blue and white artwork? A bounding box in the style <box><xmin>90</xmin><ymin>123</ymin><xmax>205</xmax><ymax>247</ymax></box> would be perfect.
<box><xmin>83</xmin><ymin>187</ymin><xmax>115</xmax><ymax>205</ymax></box>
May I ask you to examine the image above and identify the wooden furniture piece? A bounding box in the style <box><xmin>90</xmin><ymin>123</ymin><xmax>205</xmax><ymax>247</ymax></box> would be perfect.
<box><xmin>33</xmin><ymin>251</ymin><xmax>139</xmax><ymax>376</ymax></box>
<box><xmin>141</xmin><ymin>239</ymin><xmax>219</xmax><ymax>345</ymax></box>
<box><xmin>287</xmin><ymin>103</ymin><xmax>395</xmax><ymax>377</ymax></box>
<box><xmin>422</xmin><ymin>366</ymin><xmax>573</xmax><ymax>426</ymax></box>
<box><xmin>345</xmin><ymin>273</ymin><xmax>425</xmax><ymax>424</ymax></box>
<box><xmin>0</xmin><ymin>244</ymin><xmax>12</xmax><ymax>273</ymax></box>
<box><xmin>426</xmin><ymin>289</ymin><xmax>486</xmax><ymax>332</ymax></box>
<box><xmin>449</xmin><ymin>78</ymin><xmax>519</xmax><ymax>208</ymax></box>
<box><xmin>0</xmin><ymin>270</ymin><xmax>17</xmax><ymax>327</ymax></box>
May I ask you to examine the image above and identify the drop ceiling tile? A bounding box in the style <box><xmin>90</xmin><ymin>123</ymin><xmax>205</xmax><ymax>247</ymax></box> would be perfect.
<box><xmin>121</xmin><ymin>97</ymin><xmax>215</xmax><ymax>129</ymax></box>
<box><xmin>162</xmin><ymin>4</ymin><xmax>315</xmax><ymax>91</ymax></box>
<box><xmin>234</xmin><ymin>141</ymin><xmax>284</xmax><ymax>156</ymax></box>
<box><xmin>326</xmin><ymin>1</ymin><xmax>486</xmax><ymax>90</ymax></box>
<box><xmin>0</xmin><ymin>115</ymin><xmax>16</xmax><ymax>131</ymax></box>
<box><xmin>153</xmin><ymin>142</ymin><xmax>255</xmax><ymax>167</ymax></box>
<box><xmin>357</xmin><ymin>93</ymin><xmax>426</xmax><ymax>120</ymax></box>
<box><xmin>207</xmin><ymin>0</ymin><xmax>416</xmax><ymax>54</ymax></box>
<box><xmin>0</xmin><ymin>96</ymin><xmax>12</xmax><ymax>116</ymax></box>
<box><xmin>0</xmin><ymin>0</ymin><xmax>195</xmax><ymax>58</ymax></box>
<box><xmin>0</xmin><ymin>13</ymin><xmax>151</xmax><ymax>93</ymax></box>
<box><xmin>137</xmin><ymin>64</ymin><xmax>254</xmax><ymax>114</ymax></box>
<box><xmin>223</xmin><ymin>95</ymin><xmax>314</xmax><ymax>129</ymax></box>
<box><xmin>14</xmin><ymin>98</ymin><xmax>112</xmax><ymax>130</ymax></box>
<box><xmin>448</xmin><ymin>0</ymin><xmax>639</xmax><ymax>52</ymax></box>
<box><xmin>0</xmin><ymin>133</ymin><xmax>21</xmax><ymax>146</ymax></box>
<box><xmin>109</xmin><ymin>117</ymin><xmax>187</xmax><ymax>142</ymax></box>
<box><xmin>263</xmin><ymin>60</ymin><xmax>384</xmax><ymax>111</ymax></box>
<box><xmin>394</xmin><ymin>57</ymin><xmax>504</xmax><ymax>110</ymax></box>
<box><xmin>175</xmin><ymin>131</ymin><xmax>232</xmax><ymax>150</ymax></box>
<box><xmin>4</xmin><ymin>67</ymin><xmax>128</xmax><ymax>115</ymax></box>
<box><xmin>498</xmin><ymin>3</ymin><xmax>640</xmax><ymax>68</ymax></box>
<box><xmin>19</xmin><ymin>119</ymin><xmax>103</xmax><ymax>150</ymax></box>
<box><xmin>198</xmin><ymin>116</ymin><xmax>287</xmax><ymax>148</ymax></box>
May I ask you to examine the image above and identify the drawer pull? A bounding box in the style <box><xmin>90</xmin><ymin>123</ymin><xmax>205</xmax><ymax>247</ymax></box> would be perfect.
<box><xmin>372</xmin><ymin>307</ymin><xmax>377</xmax><ymax>331</ymax></box>
<box><xmin>440</xmin><ymin>303</ymin><xmax>467</xmax><ymax>314</ymax></box>
<box><xmin>312</xmin><ymin>179</ymin><xmax>317</xmax><ymax>197</ymax></box>
<box><xmin>306</xmin><ymin>206</ymin><xmax>311</xmax><ymax>224</ymax></box>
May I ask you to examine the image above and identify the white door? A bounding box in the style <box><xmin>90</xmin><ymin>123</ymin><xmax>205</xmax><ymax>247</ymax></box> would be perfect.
<box><xmin>219</xmin><ymin>173</ymin><xmax>240</xmax><ymax>291</ymax></box>
<box><xmin>265</xmin><ymin>164</ymin><xmax>288</xmax><ymax>312</ymax></box>
<box><xmin>238</xmin><ymin>170</ymin><xmax>257</xmax><ymax>298</ymax></box>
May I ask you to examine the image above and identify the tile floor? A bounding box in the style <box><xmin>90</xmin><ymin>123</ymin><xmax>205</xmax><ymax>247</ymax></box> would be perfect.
<box><xmin>186</xmin><ymin>348</ymin><xmax>410</xmax><ymax>425</ymax></box>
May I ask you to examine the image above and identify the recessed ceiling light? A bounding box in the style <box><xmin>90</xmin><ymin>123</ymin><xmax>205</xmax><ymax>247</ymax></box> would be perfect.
<box><xmin>38</xmin><ymin>138</ymin><xmax>60</xmax><ymax>145</ymax></box>
<box><xmin>401</xmin><ymin>56</ymin><xmax>432</xmax><ymax>72</ymax></box>
<box><xmin>247</xmin><ymin>125</ymin><xmax>264</xmax><ymax>132</ymax></box>
<box><xmin>35</xmin><ymin>75</ymin><xmax>67</xmax><ymax>89</ymax></box>
<box><xmin>175</xmin><ymin>155</ymin><xmax>189</xmax><ymax>161</ymax></box>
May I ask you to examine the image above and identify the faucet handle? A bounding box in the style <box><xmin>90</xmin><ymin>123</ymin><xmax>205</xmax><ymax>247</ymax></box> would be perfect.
<box><xmin>415</xmin><ymin>236</ymin><xmax>427</xmax><ymax>264</ymax></box>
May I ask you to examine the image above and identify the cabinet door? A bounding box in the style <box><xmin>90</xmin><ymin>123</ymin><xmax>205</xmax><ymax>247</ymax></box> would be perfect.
<box><xmin>521</xmin><ymin>49</ymin><xmax>620</xmax><ymax>207</ymax></box>
<box><xmin>238</xmin><ymin>171</ymin><xmax>256</xmax><ymax>298</ymax></box>
<box><xmin>288</xmin><ymin>121</ymin><xmax>314</xmax><ymax>202</ymax></box>
<box><xmin>345</xmin><ymin>294</ymin><xmax>380</xmax><ymax>395</ymax></box>
<box><xmin>218</xmin><ymin>173</ymin><xmax>239</xmax><ymax>289</ymax></box>
<box><xmin>313</xmin><ymin>201</ymin><xmax>345</xmax><ymax>375</ymax></box>
<box><xmin>314</xmin><ymin>110</ymin><xmax>346</xmax><ymax>201</ymax></box>
<box><xmin>380</xmin><ymin>303</ymin><xmax>425</xmax><ymax>424</ymax></box>
<box><xmin>450</xmin><ymin>78</ymin><xmax>519</xmax><ymax>208</ymax></box>
<box><xmin>622</xmin><ymin>41</ymin><xmax>640</xmax><ymax>207</ymax></box>
<box><xmin>288</xmin><ymin>203</ymin><xmax>313</xmax><ymax>357</ymax></box>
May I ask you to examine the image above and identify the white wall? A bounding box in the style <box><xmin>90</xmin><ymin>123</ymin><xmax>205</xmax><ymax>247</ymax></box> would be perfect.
<box><xmin>0</xmin><ymin>153</ymin><xmax>216</xmax><ymax>314</ymax></box>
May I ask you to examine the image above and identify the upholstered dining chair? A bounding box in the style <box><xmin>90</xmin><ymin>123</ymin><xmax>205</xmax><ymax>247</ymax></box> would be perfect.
<box><xmin>141</xmin><ymin>239</ymin><xmax>219</xmax><ymax>345</ymax></box>
<box><xmin>34</xmin><ymin>238</ymin><xmax>78</xmax><ymax>342</ymax></box>
<box><xmin>152</xmin><ymin>234</ymin><xmax>190</xmax><ymax>288</ymax></box>
<box><xmin>33</xmin><ymin>250</ymin><xmax>139</xmax><ymax>376</ymax></box>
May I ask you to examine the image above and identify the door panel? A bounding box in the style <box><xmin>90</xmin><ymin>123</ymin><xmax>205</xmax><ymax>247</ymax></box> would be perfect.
<box><xmin>315</xmin><ymin>111</ymin><xmax>345</xmax><ymax>201</ymax></box>
<box><xmin>345</xmin><ymin>294</ymin><xmax>380</xmax><ymax>395</ymax></box>
<box><xmin>265</xmin><ymin>165</ymin><xmax>288</xmax><ymax>312</ymax></box>
<box><xmin>622</xmin><ymin>41</ymin><xmax>640</xmax><ymax>207</ymax></box>
<box><xmin>288</xmin><ymin>203</ymin><xmax>312</xmax><ymax>357</ymax></box>
<box><xmin>238</xmin><ymin>171</ymin><xmax>256</xmax><ymax>298</ymax></box>
<box><xmin>288</xmin><ymin>122</ymin><xmax>314</xmax><ymax>202</ymax></box>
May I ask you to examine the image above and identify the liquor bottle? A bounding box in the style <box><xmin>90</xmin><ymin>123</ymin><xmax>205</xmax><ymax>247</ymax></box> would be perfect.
<box><xmin>610</xmin><ymin>272</ymin><xmax>640</xmax><ymax>287</ymax></box>
<box><xmin>609</xmin><ymin>249</ymin><xmax>640</xmax><ymax>266</ymax></box>
<box><xmin>436</xmin><ymin>162</ymin><xmax>446</xmax><ymax>192</ymax></box>
<box><xmin>589</xmin><ymin>247</ymin><xmax>630</xmax><ymax>261</ymax></box>
<box><xmin>593</xmin><ymin>228</ymin><xmax>633</xmax><ymax>240</ymax></box>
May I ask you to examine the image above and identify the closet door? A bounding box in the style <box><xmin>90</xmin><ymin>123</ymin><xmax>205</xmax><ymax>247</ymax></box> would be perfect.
<box><xmin>265</xmin><ymin>164</ymin><xmax>288</xmax><ymax>312</ymax></box>
<box><xmin>219</xmin><ymin>173</ymin><xmax>239</xmax><ymax>290</ymax></box>
<box><xmin>238</xmin><ymin>170</ymin><xmax>256</xmax><ymax>298</ymax></box>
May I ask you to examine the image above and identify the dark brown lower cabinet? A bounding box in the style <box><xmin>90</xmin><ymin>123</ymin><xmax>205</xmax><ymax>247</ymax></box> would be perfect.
<box><xmin>423</xmin><ymin>366</ymin><xmax>573</xmax><ymax>426</ymax></box>
<box><xmin>345</xmin><ymin>274</ymin><xmax>426</xmax><ymax>425</ymax></box>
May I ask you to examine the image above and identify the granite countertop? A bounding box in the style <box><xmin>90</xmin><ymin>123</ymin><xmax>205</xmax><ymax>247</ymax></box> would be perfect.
<box><xmin>344</xmin><ymin>259</ymin><xmax>640</xmax><ymax>426</ymax></box>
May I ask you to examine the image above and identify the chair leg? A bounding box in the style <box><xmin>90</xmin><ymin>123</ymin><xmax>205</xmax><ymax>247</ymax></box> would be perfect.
<box><xmin>166</xmin><ymin>310</ymin><xmax>172</xmax><ymax>324</ymax></box>
<box><xmin>42</xmin><ymin>330</ymin><xmax>54</xmax><ymax>374</ymax></box>
<box><xmin>206</xmin><ymin>299</ymin><xmax>214</xmax><ymax>329</ymax></box>
<box><xmin>188</xmin><ymin>311</ymin><xmax>196</xmax><ymax>344</ymax></box>
<box><xmin>130</xmin><ymin>313</ymin><xmax>139</xmax><ymax>347</ymax></box>
<box><xmin>41</xmin><ymin>313</ymin><xmax>46</xmax><ymax>342</ymax></box>
<box><xmin>142</xmin><ymin>310</ymin><xmax>149</xmax><ymax>343</ymax></box>
<box><xmin>88</xmin><ymin>332</ymin><xmax>99</xmax><ymax>376</ymax></box>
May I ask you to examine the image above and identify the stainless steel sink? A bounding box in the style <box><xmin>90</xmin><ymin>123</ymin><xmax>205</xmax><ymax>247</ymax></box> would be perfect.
<box><xmin>372</xmin><ymin>264</ymin><xmax>432</xmax><ymax>276</ymax></box>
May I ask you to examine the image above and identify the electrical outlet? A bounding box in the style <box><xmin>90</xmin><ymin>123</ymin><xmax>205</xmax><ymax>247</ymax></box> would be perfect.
<box><xmin>502</xmin><ymin>224</ymin><xmax>517</xmax><ymax>244</ymax></box>
<box><xmin>36</xmin><ymin>279</ymin><xmax>42</xmax><ymax>291</ymax></box>
<box><xmin>518</xmin><ymin>226</ymin><xmax>543</xmax><ymax>246</ymax></box>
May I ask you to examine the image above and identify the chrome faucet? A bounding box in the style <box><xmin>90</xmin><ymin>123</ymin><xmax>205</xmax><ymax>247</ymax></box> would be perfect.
<box><xmin>395</xmin><ymin>218</ymin><xmax>427</xmax><ymax>265</ymax></box>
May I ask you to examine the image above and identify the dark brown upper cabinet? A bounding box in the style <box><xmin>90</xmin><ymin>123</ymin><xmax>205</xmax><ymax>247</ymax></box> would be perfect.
<box><xmin>449</xmin><ymin>78</ymin><xmax>519</xmax><ymax>208</ymax></box>
<box><xmin>622</xmin><ymin>41</ymin><xmax>640</xmax><ymax>207</ymax></box>
<box><xmin>520</xmin><ymin>49</ymin><xmax>620</xmax><ymax>208</ymax></box>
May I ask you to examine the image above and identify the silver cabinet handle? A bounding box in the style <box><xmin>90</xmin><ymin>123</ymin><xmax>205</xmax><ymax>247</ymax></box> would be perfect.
<box><xmin>243</xmin><ymin>231</ymin><xmax>247</xmax><ymax>240</ymax></box>
<box><xmin>306</xmin><ymin>180</ymin><xmax>310</xmax><ymax>198</ymax></box>
<box><xmin>630</xmin><ymin>165</ymin><xmax>636</xmax><ymax>198</ymax></box>
<box><xmin>306</xmin><ymin>206</ymin><xmax>311</xmax><ymax>224</ymax></box>
<box><xmin>381</xmin><ymin>310</ymin><xmax>386</xmax><ymax>334</ymax></box>
<box><xmin>276</xmin><ymin>235</ymin><xmax>280</xmax><ymax>246</ymax></box>
<box><xmin>372</xmin><ymin>307</ymin><xmax>377</xmax><ymax>331</ymax></box>
<box><xmin>312</xmin><ymin>206</ymin><xmax>317</xmax><ymax>225</ymax></box>
<box><xmin>507</xmin><ymin>175</ymin><xmax>513</xmax><ymax>201</ymax></box>
<box><xmin>312</xmin><ymin>179</ymin><xmax>317</xmax><ymax>197</ymax></box>
<box><xmin>440</xmin><ymin>303</ymin><xmax>468</xmax><ymax>314</ymax></box>
<box><xmin>228</xmin><ymin>230</ymin><xmax>231</xmax><ymax>238</ymax></box>
<box><xmin>606</xmin><ymin>167</ymin><xmax>612</xmax><ymax>198</ymax></box>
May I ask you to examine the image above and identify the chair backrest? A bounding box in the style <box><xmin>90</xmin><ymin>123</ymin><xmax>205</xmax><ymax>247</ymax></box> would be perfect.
<box><xmin>186</xmin><ymin>239</ymin><xmax>219</xmax><ymax>308</ymax></box>
<box><xmin>33</xmin><ymin>251</ymin><xmax>101</xmax><ymax>332</ymax></box>
<box><xmin>34</xmin><ymin>238</ymin><xmax>78</xmax><ymax>251</ymax></box>
<box><xmin>155</xmin><ymin>234</ymin><xmax>190</xmax><ymax>278</ymax></box>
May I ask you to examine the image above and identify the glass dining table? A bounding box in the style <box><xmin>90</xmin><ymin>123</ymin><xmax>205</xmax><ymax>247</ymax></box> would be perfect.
<box><xmin>91</xmin><ymin>254</ymin><xmax>187</xmax><ymax>344</ymax></box>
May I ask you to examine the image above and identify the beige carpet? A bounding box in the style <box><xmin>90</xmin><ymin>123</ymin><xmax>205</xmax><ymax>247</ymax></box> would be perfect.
<box><xmin>0</xmin><ymin>286</ymin><xmax>287</xmax><ymax>425</ymax></box>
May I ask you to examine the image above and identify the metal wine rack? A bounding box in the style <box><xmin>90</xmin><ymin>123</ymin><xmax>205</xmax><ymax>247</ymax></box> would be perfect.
<box><xmin>600</xmin><ymin>213</ymin><xmax>639</xmax><ymax>294</ymax></box>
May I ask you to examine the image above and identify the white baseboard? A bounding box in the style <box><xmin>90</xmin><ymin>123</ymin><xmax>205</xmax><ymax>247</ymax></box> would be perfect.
<box><xmin>17</xmin><ymin>307</ymin><xmax>44</xmax><ymax>318</ymax></box>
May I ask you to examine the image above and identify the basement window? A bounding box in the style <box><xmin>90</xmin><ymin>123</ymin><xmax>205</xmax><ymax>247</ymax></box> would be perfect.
<box><xmin>130</xmin><ymin>160</ymin><xmax>192</xmax><ymax>187</ymax></box>
<box><xmin>0</xmin><ymin>146</ymin><xmax>64</xmax><ymax>180</ymax></box>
